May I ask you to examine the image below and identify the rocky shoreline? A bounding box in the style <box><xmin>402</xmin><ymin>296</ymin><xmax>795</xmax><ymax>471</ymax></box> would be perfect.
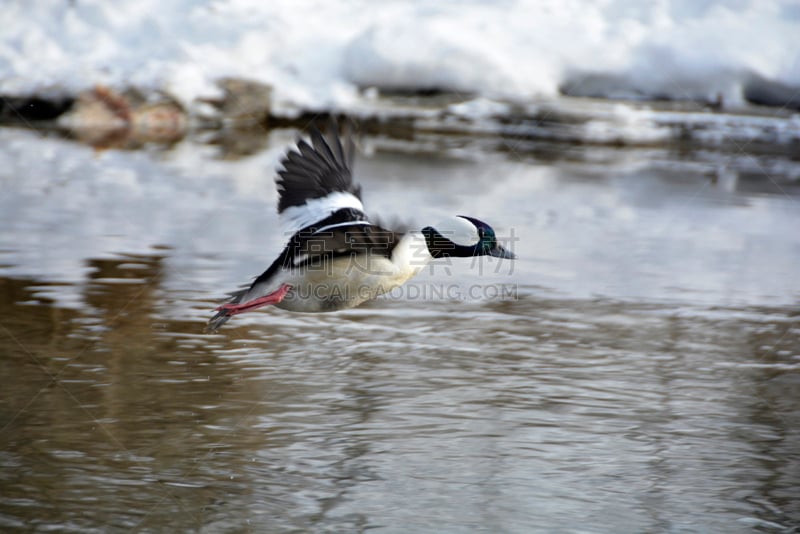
<box><xmin>1</xmin><ymin>77</ymin><xmax>798</xmax><ymax>157</ymax></box>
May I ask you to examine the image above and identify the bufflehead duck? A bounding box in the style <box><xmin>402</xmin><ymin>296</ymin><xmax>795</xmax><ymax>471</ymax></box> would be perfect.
<box><xmin>206</xmin><ymin>122</ymin><xmax>515</xmax><ymax>332</ymax></box>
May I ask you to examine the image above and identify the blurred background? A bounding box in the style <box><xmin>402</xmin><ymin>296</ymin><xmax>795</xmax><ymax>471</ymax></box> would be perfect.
<box><xmin>1</xmin><ymin>1</ymin><xmax>799</xmax><ymax>532</ymax></box>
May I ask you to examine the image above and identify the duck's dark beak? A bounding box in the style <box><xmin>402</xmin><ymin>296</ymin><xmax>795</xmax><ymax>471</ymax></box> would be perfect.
<box><xmin>488</xmin><ymin>244</ymin><xmax>516</xmax><ymax>259</ymax></box>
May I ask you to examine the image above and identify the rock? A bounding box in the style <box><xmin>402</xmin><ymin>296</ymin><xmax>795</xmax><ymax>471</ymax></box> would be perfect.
<box><xmin>57</xmin><ymin>86</ymin><xmax>186</xmax><ymax>148</ymax></box>
<box><xmin>199</xmin><ymin>78</ymin><xmax>272</xmax><ymax>125</ymax></box>
<box><xmin>0</xmin><ymin>95</ymin><xmax>73</xmax><ymax>124</ymax></box>
<box><xmin>744</xmin><ymin>75</ymin><xmax>800</xmax><ymax>111</ymax></box>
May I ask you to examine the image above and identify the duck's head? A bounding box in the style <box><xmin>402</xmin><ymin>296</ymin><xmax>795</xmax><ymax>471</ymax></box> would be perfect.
<box><xmin>421</xmin><ymin>216</ymin><xmax>516</xmax><ymax>259</ymax></box>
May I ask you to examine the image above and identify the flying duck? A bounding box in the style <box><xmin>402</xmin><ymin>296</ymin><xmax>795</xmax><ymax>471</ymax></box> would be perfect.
<box><xmin>206</xmin><ymin>122</ymin><xmax>515</xmax><ymax>332</ymax></box>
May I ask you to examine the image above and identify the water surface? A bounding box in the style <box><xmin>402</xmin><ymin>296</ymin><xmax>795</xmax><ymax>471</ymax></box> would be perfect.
<box><xmin>0</xmin><ymin>126</ymin><xmax>798</xmax><ymax>532</ymax></box>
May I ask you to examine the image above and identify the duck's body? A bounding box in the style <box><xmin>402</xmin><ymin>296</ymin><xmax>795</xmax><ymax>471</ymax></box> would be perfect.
<box><xmin>207</xmin><ymin>122</ymin><xmax>514</xmax><ymax>332</ymax></box>
<box><xmin>252</xmin><ymin>225</ymin><xmax>429</xmax><ymax>314</ymax></box>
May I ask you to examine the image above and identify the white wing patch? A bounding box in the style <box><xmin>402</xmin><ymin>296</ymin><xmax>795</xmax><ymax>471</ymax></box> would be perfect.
<box><xmin>280</xmin><ymin>191</ymin><xmax>365</xmax><ymax>236</ymax></box>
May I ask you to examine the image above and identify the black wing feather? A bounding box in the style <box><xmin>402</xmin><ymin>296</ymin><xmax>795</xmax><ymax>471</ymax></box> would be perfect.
<box><xmin>309</xmin><ymin>128</ymin><xmax>338</xmax><ymax>167</ymax></box>
<box><xmin>276</xmin><ymin>122</ymin><xmax>361</xmax><ymax>213</ymax></box>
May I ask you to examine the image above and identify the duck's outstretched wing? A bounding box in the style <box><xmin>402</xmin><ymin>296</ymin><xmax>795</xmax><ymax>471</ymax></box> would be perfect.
<box><xmin>276</xmin><ymin>122</ymin><xmax>366</xmax><ymax>235</ymax></box>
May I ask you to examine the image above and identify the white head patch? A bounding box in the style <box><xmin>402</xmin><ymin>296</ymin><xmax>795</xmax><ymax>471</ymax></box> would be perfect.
<box><xmin>431</xmin><ymin>216</ymin><xmax>480</xmax><ymax>247</ymax></box>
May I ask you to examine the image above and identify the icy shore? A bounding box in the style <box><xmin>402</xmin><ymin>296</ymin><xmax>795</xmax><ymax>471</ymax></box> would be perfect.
<box><xmin>2</xmin><ymin>1</ymin><xmax>799</xmax><ymax>151</ymax></box>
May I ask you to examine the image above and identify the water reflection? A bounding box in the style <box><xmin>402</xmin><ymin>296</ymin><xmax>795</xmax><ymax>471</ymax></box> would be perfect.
<box><xmin>0</xmin><ymin>270</ymin><xmax>284</xmax><ymax>529</ymax></box>
<box><xmin>1</xmin><ymin>257</ymin><xmax>798</xmax><ymax>531</ymax></box>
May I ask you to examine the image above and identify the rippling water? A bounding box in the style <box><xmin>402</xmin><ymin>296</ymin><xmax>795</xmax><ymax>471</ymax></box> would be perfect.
<box><xmin>0</xmin><ymin>126</ymin><xmax>798</xmax><ymax>532</ymax></box>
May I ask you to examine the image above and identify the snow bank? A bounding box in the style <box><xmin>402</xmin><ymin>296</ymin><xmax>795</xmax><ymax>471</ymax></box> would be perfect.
<box><xmin>1</xmin><ymin>0</ymin><xmax>798</xmax><ymax>112</ymax></box>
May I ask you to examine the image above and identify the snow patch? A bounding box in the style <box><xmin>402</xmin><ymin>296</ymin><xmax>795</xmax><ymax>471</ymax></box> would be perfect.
<box><xmin>1</xmin><ymin>1</ymin><xmax>797</xmax><ymax>112</ymax></box>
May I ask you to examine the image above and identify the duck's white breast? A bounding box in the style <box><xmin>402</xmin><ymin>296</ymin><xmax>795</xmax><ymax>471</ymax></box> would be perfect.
<box><xmin>276</xmin><ymin>232</ymin><xmax>432</xmax><ymax>313</ymax></box>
